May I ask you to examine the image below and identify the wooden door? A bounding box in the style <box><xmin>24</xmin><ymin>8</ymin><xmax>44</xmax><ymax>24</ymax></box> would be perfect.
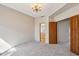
<box><xmin>70</xmin><ymin>15</ymin><xmax>79</xmax><ymax>55</ymax></box>
<box><xmin>49</xmin><ymin>22</ymin><xmax>57</xmax><ymax>44</ymax></box>
<box><xmin>70</xmin><ymin>15</ymin><xmax>77</xmax><ymax>53</ymax></box>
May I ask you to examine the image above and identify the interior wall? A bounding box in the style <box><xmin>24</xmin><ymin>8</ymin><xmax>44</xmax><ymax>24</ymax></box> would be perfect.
<box><xmin>35</xmin><ymin>16</ymin><xmax>49</xmax><ymax>44</ymax></box>
<box><xmin>57</xmin><ymin>18</ymin><xmax>70</xmax><ymax>48</ymax></box>
<box><xmin>0</xmin><ymin>5</ymin><xmax>34</xmax><ymax>47</ymax></box>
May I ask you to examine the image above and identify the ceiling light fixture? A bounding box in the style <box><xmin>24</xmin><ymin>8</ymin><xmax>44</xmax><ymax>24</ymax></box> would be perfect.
<box><xmin>32</xmin><ymin>3</ymin><xmax>42</xmax><ymax>12</ymax></box>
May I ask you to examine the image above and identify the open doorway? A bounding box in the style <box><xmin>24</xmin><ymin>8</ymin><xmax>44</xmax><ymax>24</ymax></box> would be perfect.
<box><xmin>40</xmin><ymin>23</ymin><xmax>46</xmax><ymax>43</ymax></box>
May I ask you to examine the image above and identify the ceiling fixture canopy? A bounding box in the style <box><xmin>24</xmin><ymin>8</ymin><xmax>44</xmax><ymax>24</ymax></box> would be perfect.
<box><xmin>32</xmin><ymin>3</ymin><xmax>42</xmax><ymax>12</ymax></box>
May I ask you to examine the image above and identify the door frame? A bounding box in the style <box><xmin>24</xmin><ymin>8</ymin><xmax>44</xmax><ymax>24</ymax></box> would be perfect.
<box><xmin>40</xmin><ymin>23</ymin><xmax>46</xmax><ymax>43</ymax></box>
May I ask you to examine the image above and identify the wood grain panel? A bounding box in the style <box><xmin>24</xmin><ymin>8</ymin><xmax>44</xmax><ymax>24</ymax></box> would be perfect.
<box><xmin>49</xmin><ymin>22</ymin><xmax>57</xmax><ymax>44</ymax></box>
<box><xmin>70</xmin><ymin>15</ymin><xmax>79</xmax><ymax>55</ymax></box>
<box><xmin>76</xmin><ymin>15</ymin><xmax>79</xmax><ymax>54</ymax></box>
<box><xmin>70</xmin><ymin>16</ymin><xmax>77</xmax><ymax>53</ymax></box>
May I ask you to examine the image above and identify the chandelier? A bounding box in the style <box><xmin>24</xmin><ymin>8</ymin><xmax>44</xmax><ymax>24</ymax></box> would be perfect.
<box><xmin>32</xmin><ymin>4</ymin><xmax>42</xmax><ymax>12</ymax></box>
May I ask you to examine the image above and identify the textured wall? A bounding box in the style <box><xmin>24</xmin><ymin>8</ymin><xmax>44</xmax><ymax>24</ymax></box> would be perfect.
<box><xmin>0</xmin><ymin>5</ymin><xmax>34</xmax><ymax>47</ymax></box>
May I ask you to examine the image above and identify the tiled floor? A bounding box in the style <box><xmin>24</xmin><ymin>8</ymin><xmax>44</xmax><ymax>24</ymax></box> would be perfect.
<box><xmin>11</xmin><ymin>41</ymin><xmax>76</xmax><ymax>56</ymax></box>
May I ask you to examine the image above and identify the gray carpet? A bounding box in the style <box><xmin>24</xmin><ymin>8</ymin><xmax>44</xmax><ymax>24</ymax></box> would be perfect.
<box><xmin>11</xmin><ymin>41</ymin><xmax>76</xmax><ymax>56</ymax></box>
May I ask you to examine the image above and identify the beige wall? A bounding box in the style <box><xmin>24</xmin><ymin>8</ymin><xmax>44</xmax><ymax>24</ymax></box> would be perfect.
<box><xmin>0</xmin><ymin>5</ymin><xmax>34</xmax><ymax>47</ymax></box>
<box><xmin>35</xmin><ymin>16</ymin><xmax>49</xmax><ymax>44</ymax></box>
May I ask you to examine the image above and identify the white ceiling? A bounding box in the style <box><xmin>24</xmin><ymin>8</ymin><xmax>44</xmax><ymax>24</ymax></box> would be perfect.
<box><xmin>1</xmin><ymin>3</ymin><xmax>66</xmax><ymax>18</ymax></box>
